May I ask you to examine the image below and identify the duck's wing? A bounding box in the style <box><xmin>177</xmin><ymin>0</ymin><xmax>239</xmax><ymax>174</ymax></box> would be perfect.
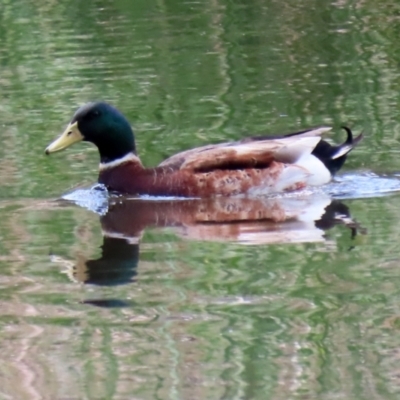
<box><xmin>159</xmin><ymin>126</ymin><xmax>331</xmax><ymax>172</ymax></box>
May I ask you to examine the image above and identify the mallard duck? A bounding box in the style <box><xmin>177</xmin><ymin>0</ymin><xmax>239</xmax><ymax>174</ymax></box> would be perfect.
<box><xmin>45</xmin><ymin>102</ymin><xmax>363</xmax><ymax>197</ymax></box>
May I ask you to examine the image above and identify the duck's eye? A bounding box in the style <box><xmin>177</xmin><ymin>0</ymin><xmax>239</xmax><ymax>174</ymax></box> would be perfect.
<box><xmin>67</xmin><ymin>131</ymin><xmax>72</xmax><ymax>136</ymax></box>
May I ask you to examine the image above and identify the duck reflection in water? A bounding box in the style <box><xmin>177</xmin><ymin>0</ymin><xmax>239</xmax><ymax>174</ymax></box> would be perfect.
<box><xmin>101</xmin><ymin>195</ymin><xmax>359</xmax><ymax>244</ymax></box>
<box><xmin>58</xmin><ymin>195</ymin><xmax>363</xmax><ymax>303</ymax></box>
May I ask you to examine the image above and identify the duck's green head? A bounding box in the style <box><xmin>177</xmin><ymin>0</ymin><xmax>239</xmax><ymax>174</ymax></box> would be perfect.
<box><xmin>45</xmin><ymin>102</ymin><xmax>136</xmax><ymax>163</ymax></box>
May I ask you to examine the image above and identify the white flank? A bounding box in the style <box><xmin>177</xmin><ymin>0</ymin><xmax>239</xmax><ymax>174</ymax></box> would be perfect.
<box><xmin>247</xmin><ymin>165</ymin><xmax>309</xmax><ymax>196</ymax></box>
<box><xmin>296</xmin><ymin>154</ymin><xmax>331</xmax><ymax>186</ymax></box>
<box><xmin>272</xmin><ymin>164</ymin><xmax>311</xmax><ymax>193</ymax></box>
<box><xmin>248</xmin><ymin>154</ymin><xmax>331</xmax><ymax>196</ymax></box>
<box><xmin>99</xmin><ymin>152</ymin><xmax>141</xmax><ymax>171</ymax></box>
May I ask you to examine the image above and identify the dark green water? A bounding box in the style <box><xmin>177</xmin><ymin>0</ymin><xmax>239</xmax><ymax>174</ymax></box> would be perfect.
<box><xmin>2</xmin><ymin>0</ymin><xmax>400</xmax><ymax>399</ymax></box>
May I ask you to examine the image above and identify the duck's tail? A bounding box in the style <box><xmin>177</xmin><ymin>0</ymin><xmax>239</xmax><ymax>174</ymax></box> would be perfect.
<box><xmin>312</xmin><ymin>126</ymin><xmax>363</xmax><ymax>176</ymax></box>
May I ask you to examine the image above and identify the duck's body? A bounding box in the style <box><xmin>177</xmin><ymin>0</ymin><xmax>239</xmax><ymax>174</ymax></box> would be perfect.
<box><xmin>45</xmin><ymin>102</ymin><xmax>363</xmax><ymax>198</ymax></box>
<box><xmin>97</xmin><ymin>138</ymin><xmax>328</xmax><ymax>197</ymax></box>
<box><xmin>99</xmin><ymin>156</ymin><xmax>306</xmax><ymax>197</ymax></box>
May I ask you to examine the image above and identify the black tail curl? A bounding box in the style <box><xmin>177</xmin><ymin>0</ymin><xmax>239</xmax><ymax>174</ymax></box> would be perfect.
<box><xmin>242</xmin><ymin>125</ymin><xmax>363</xmax><ymax>176</ymax></box>
<box><xmin>312</xmin><ymin>126</ymin><xmax>363</xmax><ymax>176</ymax></box>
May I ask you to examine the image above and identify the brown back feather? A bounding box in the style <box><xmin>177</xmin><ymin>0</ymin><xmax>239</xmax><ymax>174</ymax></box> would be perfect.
<box><xmin>158</xmin><ymin>127</ymin><xmax>329</xmax><ymax>172</ymax></box>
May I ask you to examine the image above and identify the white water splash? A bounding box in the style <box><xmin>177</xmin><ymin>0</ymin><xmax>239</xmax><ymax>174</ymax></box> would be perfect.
<box><xmin>62</xmin><ymin>184</ymin><xmax>110</xmax><ymax>215</ymax></box>
<box><xmin>326</xmin><ymin>172</ymin><xmax>400</xmax><ymax>199</ymax></box>
<box><xmin>60</xmin><ymin>171</ymin><xmax>400</xmax><ymax>214</ymax></box>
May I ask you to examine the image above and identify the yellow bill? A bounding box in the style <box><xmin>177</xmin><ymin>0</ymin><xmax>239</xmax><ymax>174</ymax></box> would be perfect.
<box><xmin>45</xmin><ymin>121</ymin><xmax>83</xmax><ymax>154</ymax></box>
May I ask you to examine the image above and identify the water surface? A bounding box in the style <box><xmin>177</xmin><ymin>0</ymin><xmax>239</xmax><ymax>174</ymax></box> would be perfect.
<box><xmin>2</xmin><ymin>0</ymin><xmax>400</xmax><ymax>399</ymax></box>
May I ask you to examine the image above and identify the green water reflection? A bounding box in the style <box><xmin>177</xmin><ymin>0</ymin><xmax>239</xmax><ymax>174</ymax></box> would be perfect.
<box><xmin>2</xmin><ymin>0</ymin><xmax>400</xmax><ymax>398</ymax></box>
